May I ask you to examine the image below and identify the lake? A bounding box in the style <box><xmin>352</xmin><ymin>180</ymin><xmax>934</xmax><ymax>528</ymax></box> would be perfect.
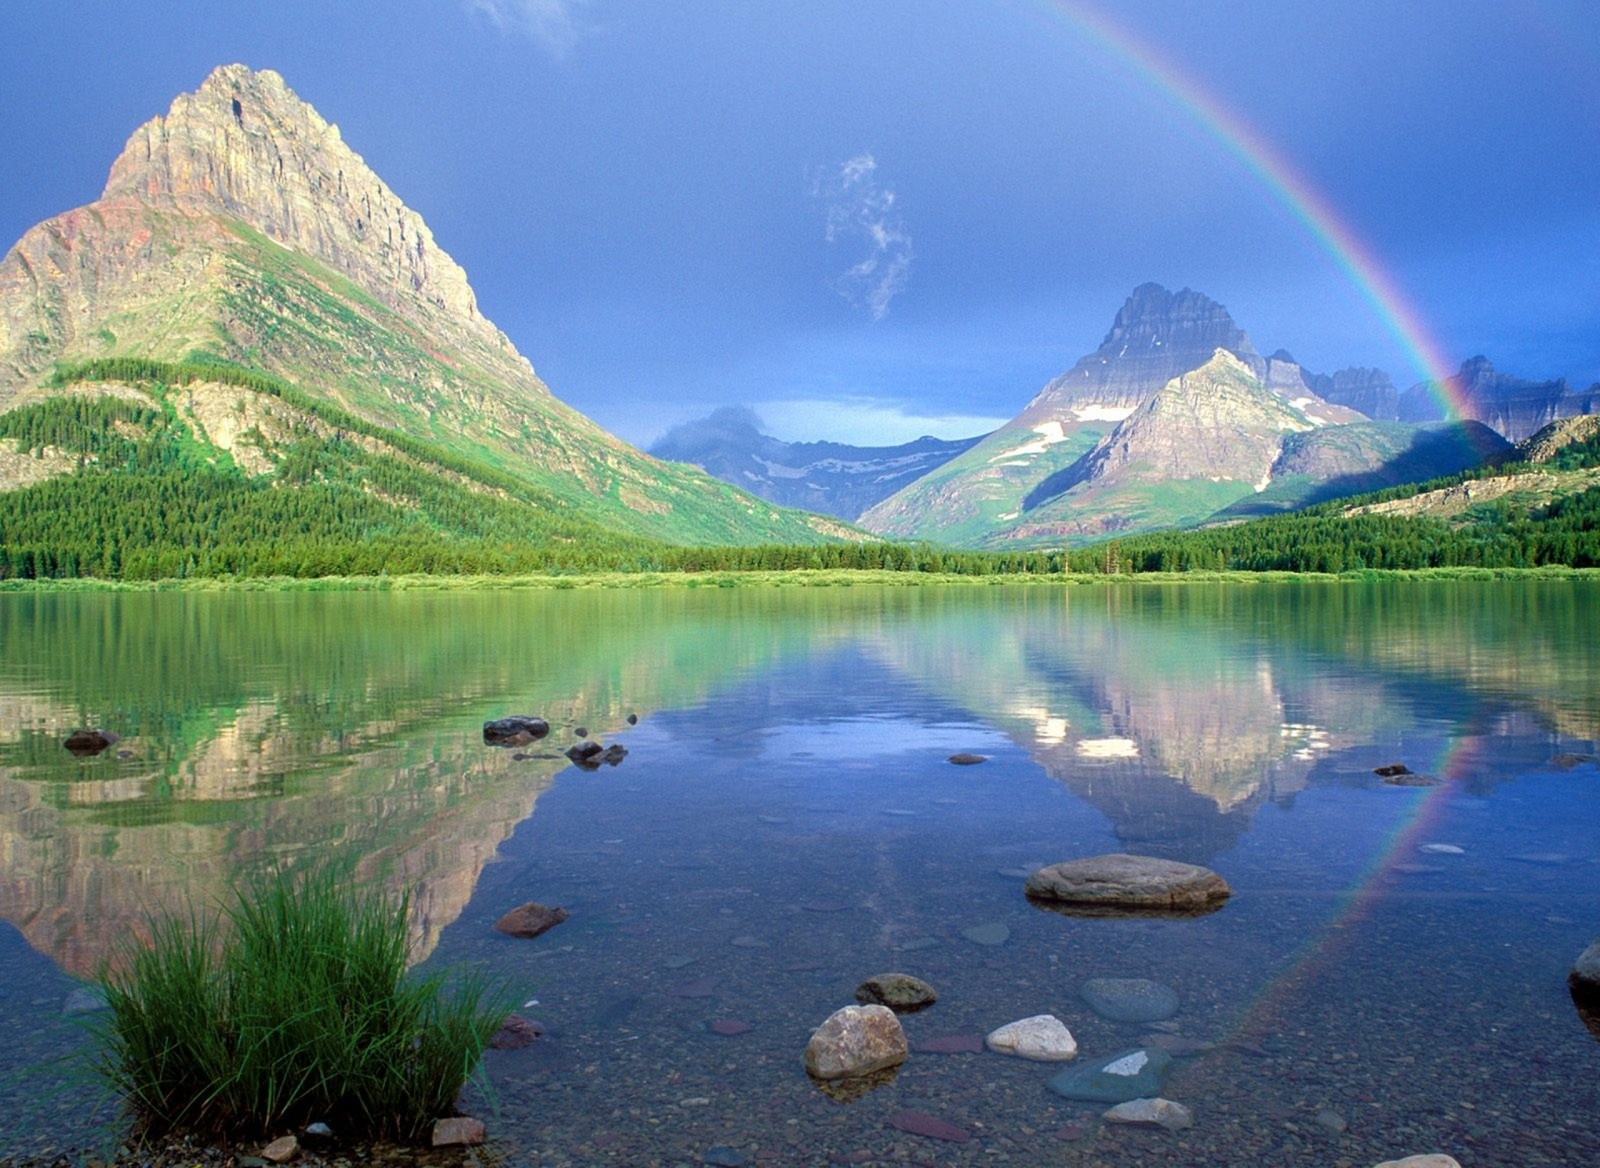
<box><xmin>2</xmin><ymin>580</ymin><xmax>1598</xmax><ymax>1166</ymax></box>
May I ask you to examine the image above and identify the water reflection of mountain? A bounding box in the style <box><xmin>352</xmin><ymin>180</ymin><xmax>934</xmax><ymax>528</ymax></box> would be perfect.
<box><xmin>870</xmin><ymin>582</ymin><xmax>1599</xmax><ymax>860</ymax></box>
<box><xmin>0</xmin><ymin>588</ymin><xmax>886</xmax><ymax>978</ymax></box>
<box><xmin>1</xmin><ymin>581</ymin><xmax>1594</xmax><ymax>976</ymax></box>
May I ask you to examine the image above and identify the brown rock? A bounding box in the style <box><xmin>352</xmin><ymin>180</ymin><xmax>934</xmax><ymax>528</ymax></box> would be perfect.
<box><xmin>947</xmin><ymin>753</ymin><xmax>988</xmax><ymax>765</ymax></box>
<box><xmin>489</xmin><ymin>1014</ymin><xmax>546</xmax><ymax>1049</ymax></box>
<box><xmin>887</xmin><ymin>1110</ymin><xmax>970</xmax><ymax>1142</ymax></box>
<box><xmin>1025</xmin><ymin>853</ymin><xmax>1230</xmax><ymax>912</ymax></box>
<box><xmin>63</xmin><ymin>728</ymin><xmax>119</xmax><ymax>756</ymax></box>
<box><xmin>260</xmin><ymin>1135</ymin><xmax>298</xmax><ymax>1163</ymax></box>
<box><xmin>493</xmin><ymin>901</ymin><xmax>568</xmax><ymax>939</ymax></box>
<box><xmin>854</xmin><ymin>972</ymin><xmax>937</xmax><ymax>1012</ymax></box>
<box><xmin>803</xmin><ymin>1004</ymin><xmax>908</xmax><ymax>1080</ymax></box>
<box><xmin>431</xmin><ymin>1117</ymin><xmax>486</xmax><ymax>1147</ymax></box>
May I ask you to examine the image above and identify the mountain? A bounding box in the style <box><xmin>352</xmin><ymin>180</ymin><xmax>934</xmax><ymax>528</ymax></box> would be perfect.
<box><xmin>0</xmin><ymin>65</ymin><xmax>858</xmax><ymax>571</ymax></box>
<box><xmin>859</xmin><ymin>285</ymin><xmax>1372</xmax><ymax>547</ymax></box>
<box><xmin>1397</xmin><ymin>357</ymin><xmax>1600</xmax><ymax>442</ymax></box>
<box><xmin>648</xmin><ymin>406</ymin><xmax>980</xmax><ymax>521</ymax></box>
<box><xmin>1308</xmin><ymin>366</ymin><xmax>1400</xmax><ymax>421</ymax></box>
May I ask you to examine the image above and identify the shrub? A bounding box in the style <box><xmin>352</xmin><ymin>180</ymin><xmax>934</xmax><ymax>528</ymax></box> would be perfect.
<box><xmin>92</xmin><ymin>869</ymin><xmax>510</xmax><ymax>1140</ymax></box>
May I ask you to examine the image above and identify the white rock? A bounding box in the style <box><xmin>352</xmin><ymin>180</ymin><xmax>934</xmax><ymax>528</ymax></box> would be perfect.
<box><xmin>984</xmin><ymin>1014</ymin><xmax>1078</xmax><ymax>1061</ymax></box>
<box><xmin>1419</xmin><ymin>843</ymin><xmax>1464</xmax><ymax>854</ymax></box>
<box><xmin>1103</xmin><ymin>1097</ymin><xmax>1194</xmax><ymax>1130</ymax></box>
<box><xmin>1372</xmin><ymin>1157</ymin><xmax>1462</xmax><ymax>1168</ymax></box>
<box><xmin>1103</xmin><ymin>1050</ymin><xmax>1149</xmax><ymax>1075</ymax></box>
<box><xmin>803</xmin><ymin>1004</ymin><xmax>908</xmax><ymax>1080</ymax></box>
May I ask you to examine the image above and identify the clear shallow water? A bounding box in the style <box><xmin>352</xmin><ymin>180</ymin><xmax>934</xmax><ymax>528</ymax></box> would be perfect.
<box><xmin>1</xmin><ymin>581</ymin><xmax>1598</xmax><ymax>1166</ymax></box>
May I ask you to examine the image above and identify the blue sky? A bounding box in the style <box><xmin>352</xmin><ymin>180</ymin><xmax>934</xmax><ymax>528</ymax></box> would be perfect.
<box><xmin>2</xmin><ymin>1</ymin><xmax>1596</xmax><ymax>446</ymax></box>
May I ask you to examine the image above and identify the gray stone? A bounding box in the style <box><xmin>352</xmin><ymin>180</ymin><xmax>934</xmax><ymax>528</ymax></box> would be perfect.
<box><xmin>855</xmin><ymin>972</ymin><xmax>937</xmax><ymax>1012</ymax></box>
<box><xmin>703</xmin><ymin>1147</ymin><xmax>746</xmax><ymax>1167</ymax></box>
<box><xmin>948</xmin><ymin>753</ymin><xmax>988</xmax><ymax>765</ymax></box>
<box><xmin>1048</xmin><ymin>1047</ymin><xmax>1172</xmax><ymax>1102</ymax></box>
<box><xmin>803</xmin><ymin>1004</ymin><xmax>908</xmax><ymax>1080</ymax></box>
<box><xmin>1316</xmin><ymin>1109</ymin><xmax>1349</xmax><ymax>1133</ymax></box>
<box><xmin>961</xmin><ymin>922</ymin><xmax>1010</xmax><ymax>946</ymax></box>
<box><xmin>1025</xmin><ymin>854</ymin><xmax>1230</xmax><ymax>913</ymax></box>
<box><xmin>482</xmin><ymin>716</ymin><xmax>548</xmax><ymax>745</ymax></box>
<box><xmin>984</xmin><ymin>1014</ymin><xmax>1078</xmax><ymax>1061</ymax></box>
<box><xmin>1103</xmin><ymin>1097</ymin><xmax>1194</xmax><ymax>1130</ymax></box>
<box><xmin>1081</xmin><ymin>977</ymin><xmax>1180</xmax><ymax>1023</ymax></box>
<box><xmin>1372</xmin><ymin>1158</ymin><xmax>1461</xmax><ymax>1168</ymax></box>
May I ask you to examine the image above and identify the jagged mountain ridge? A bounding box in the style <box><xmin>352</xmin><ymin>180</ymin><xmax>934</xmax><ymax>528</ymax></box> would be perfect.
<box><xmin>0</xmin><ymin>65</ymin><xmax>858</xmax><ymax>548</ymax></box>
<box><xmin>648</xmin><ymin>406</ymin><xmax>980</xmax><ymax>521</ymax></box>
<box><xmin>1397</xmin><ymin>357</ymin><xmax>1600</xmax><ymax>442</ymax></box>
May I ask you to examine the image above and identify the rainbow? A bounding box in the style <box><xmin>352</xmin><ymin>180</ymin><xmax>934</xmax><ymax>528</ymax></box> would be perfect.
<box><xmin>1220</xmin><ymin>735</ymin><xmax>1480</xmax><ymax>1044</ymax></box>
<box><xmin>1017</xmin><ymin>0</ymin><xmax>1469</xmax><ymax>422</ymax></box>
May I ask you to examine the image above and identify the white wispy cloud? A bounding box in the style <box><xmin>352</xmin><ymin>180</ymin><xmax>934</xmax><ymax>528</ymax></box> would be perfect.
<box><xmin>761</xmin><ymin>398</ymin><xmax>1004</xmax><ymax>447</ymax></box>
<box><xmin>464</xmin><ymin>0</ymin><xmax>591</xmax><ymax>56</ymax></box>
<box><xmin>813</xmin><ymin>153</ymin><xmax>913</xmax><ymax>321</ymax></box>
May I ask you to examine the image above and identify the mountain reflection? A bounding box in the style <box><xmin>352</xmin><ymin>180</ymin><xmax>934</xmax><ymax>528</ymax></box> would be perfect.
<box><xmin>0</xmin><ymin>579</ymin><xmax>1594</xmax><ymax>977</ymax></box>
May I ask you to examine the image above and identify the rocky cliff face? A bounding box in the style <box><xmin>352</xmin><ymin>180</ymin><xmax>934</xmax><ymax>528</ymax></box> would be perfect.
<box><xmin>1309</xmin><ymin>365</ymin><xmax>1400</xmax><ymax>420</ymax></box>
<box><xmin>649</xmin><ymin>406</ymin><xmax>980</xmax><ymax>521</ymax></box>
<box><xmin>1399</xmin><ymin>356</ymin><xmax>1599</xmax><ymax>442</ymax></box>
<box><xmin>0</xmin><ymin>65</ymin><xmax>854</xmax><ymax>547</ymax></box>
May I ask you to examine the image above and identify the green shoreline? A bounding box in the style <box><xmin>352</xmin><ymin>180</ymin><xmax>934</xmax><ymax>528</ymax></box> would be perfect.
<box><xmin>2</xmin><ymin>565</ymin><xmax>1597</xmax><ymax>593</ymax></box>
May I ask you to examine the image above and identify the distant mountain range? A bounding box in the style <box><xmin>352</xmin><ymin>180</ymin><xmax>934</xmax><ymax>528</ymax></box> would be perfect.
<box><xmin>0</xmin><ymin>65</ymin><xmax>858</xmax><ymax>574</ymax></box>
<box><xmin>648</xmin><ymin>406</ymin><xmax>979</xmax><ymax>521</ymax></box>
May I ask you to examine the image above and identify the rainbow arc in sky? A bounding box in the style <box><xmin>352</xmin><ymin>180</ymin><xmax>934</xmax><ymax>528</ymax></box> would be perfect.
<box><xmin>1023</xmin><ymin>0</ymin><xmax>1468</xmax><ymax>420</ymax></box>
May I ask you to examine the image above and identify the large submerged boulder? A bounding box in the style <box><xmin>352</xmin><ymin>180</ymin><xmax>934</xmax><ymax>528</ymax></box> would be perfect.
<box><xmin>803</xmin><ymin>1004</ymin><xmax>908</xmax><ymax>1080</ymax></box>
<box><xmin>1025</xmin><ymin>853</ymin><xmax>1230</xmax><ymax>914</ymax></box>
<box><xmin>483</xmin><ymin>716</ymin><xmax>549</xmax><ymax>746</ymax></box>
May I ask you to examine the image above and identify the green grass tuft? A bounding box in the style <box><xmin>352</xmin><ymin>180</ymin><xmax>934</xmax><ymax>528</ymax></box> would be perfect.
<box><xmin>91</xmin><ymin>869</ymin><xmax>510</xmax><ymax>1141</ymax></box>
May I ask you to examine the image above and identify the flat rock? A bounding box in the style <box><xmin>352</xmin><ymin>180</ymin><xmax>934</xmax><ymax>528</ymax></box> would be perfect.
<box><xmin>915</xmin><ymin>1033</ymin><xmax>984</xmax><ymax>1054</ymax></box>
<box><xmin>261</xmin><ymin>1135</ymin><xmax>299</xmax><ymax>1163</ymax></box>
<box><xmin>1373</xmin><ymin>763</ymin><xmax>1413</xmax><ymax>777</ymax></box>
<box><xmin>1025</xmin><ymin>854</ymin><xmax>1230</xmax><ymax>913</ymax></box>
<box><xmin>947</xmin><ymin>753</ymin><xmax>988</xmax><ymax>766</ymax></box>
<box><xmin>710</xmin><ymin>1019</ymin><xmax>753</xmax><ymax>1036</ymax></box>
<box><xmin>961</xmin><ymin>922</ymin><xmax>1010</xmax><ymax>946</ymax></box>
<box><xmin>494</xmin><ymin>901</ymin><xmax>568</xmax><ymax>939</ymax></box>
<box><xmin>1372</xmin><ymin>1158</ymin><xmax>1462</xmax><ymax>1168</ymax></box>
<box><xmin>1142</xmin><ymin>1032</ymin><xmax>1214</xmax><ymax>1056</ymax></box>
<box><xmin>985</xmin><ymin>1014</ymin><xmax>1078</xmax><ymax>1061</ymax></box>
<box><xmin>1418</xmin><ymin>843</ymin><xmax>1464</xmax><ymax>855</ymax></box>
<box><xmin>482</xmin><ymin>716</ymin><xmax>549</xmax><ymax>745</ymax></box>
<box><xmin>804</xmin><ymin>1004</ymin><xmax>908</xmax><ymax>1080</ymax></box>
<box><xmin>63</xmin><ymin>986</ymin><xmax>108</xmax><ymax>1015</ymax></box>
<box><xmin>703</xmin><ymin>1147</ymin><xmax>745</xmax><ymax>1167</ymax></box>
<box><xmin>887</xmin><ymin>1110</ymin><xmax>971</xmax><ymax>1142</ymax></box>
<box><xmin>1048</xmin><ymin>1047</ymin><xmax>1172</xmax><ymax>1102</ymax></box>
<box><xmin>1104</xmin><ymin>1097</ymin><xmax>1193</xmax><ymax>1131</ymax></box>
<box><xmin>1081</xmin><ymin>977</ymin><xmax>1180</xmax><ymax>1023</ymax></box>
<box><xmin>431</xmin><ymin>1117</ymin><xmax>485</xmax><ymax>1147</ymax></box>
<box><xmin>855</xmin><ymin>972</ymin><xmax>938</xmax><ymax>1013</ymax></box>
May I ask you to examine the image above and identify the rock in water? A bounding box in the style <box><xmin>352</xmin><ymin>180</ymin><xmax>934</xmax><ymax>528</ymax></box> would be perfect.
<box><xmin>803</xmin><ymin>1004</ymin><xmax>908</xmax><ymax>1080</ymax></box>
<box><xmin>1570</xmin><ymin>938</ymin><xmax>1600</xmax><ymax>1002</ymax></box>
<box><xmin>1048</xmin><ymin>1047</ymin><xmax>1172</xmax><ymax>1102</ymax></box>
<box><xmin>63</xmin><ymin>728</ymin><xmax>118</xmax><ymax>756</ymax></box>
<box><xmin>1080</xmin><ymin>977</ymin><xmax>1180</xmax><ymax>1023</ymax></box>
<box><xmin>494</xmin><ymin>902</ymin><xmax>569</xmax><ymax>939</ymax></box>
<box><xmin>565</xmin><ymin>740</ymin><xmax>605</xmax><ymax>764</ymax></box>
<box><xmin>482</xmin><ymin>716</ymin><xmax>549</xmax><ymax>745</ymax></box>
<box><xmin>1371</xmin><ymin>1158</ymin><xmax>1462</xmax><ymax>1168</ymax></box>
<box><xmin>489</xmin><ymin>1014</ymin><xmax>547</xmax><ymax>1049</ymax></box>
<box><xmin>1025</xmin><ymin>854</ymin><xmax>1230</xmax><ymax>913</ymax></box>
<box><xmin>431</xmin><ymin>1117</ymin><xmax>485</xmax><ymax>1147</ymax></box>
<box><xmin>1103</xmin><ymin>1097</ymin><xmax>1194</xmax><ymax>1130</ymax></box>
<box><xmin>985</xmin><ymin>1014</ymin><xmax>1078</xmax><ymax>1061</ymax></box>
<box><xmin>947</xmin><ymin>753</ymin><xmax>988</xmax><ymax>765</ymax></box>
<box><xmin>855</xmin><ymin>973</ymin><xmax>938</xmax><ymax>1012</ymax></box>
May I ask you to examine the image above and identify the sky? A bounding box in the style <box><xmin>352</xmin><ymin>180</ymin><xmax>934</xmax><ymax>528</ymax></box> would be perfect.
<box><xmin>2</xmin><ymin>1</ymin><xmax>1596</xmax><ymax>447</ymax></box>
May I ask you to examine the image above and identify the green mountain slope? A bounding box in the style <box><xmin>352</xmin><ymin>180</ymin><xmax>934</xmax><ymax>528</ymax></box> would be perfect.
<box><xmin>0</xmin><ymin>65</ymin><xmax>860</xmax><ymax>555</ymax></box>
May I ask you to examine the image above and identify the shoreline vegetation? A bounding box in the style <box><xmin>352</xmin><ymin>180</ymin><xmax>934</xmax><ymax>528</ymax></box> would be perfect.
<box><xmin>2</xmin><ymin>565</ymin><xmax>1597</xmax><ymax>593</ymax></box>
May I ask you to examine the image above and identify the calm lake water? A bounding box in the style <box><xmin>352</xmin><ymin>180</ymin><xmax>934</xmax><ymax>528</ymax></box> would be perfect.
<box><xmin>2</xmin><ymin>580</ymin><xmax>1598</xmax><ymax>1166</ymax></box>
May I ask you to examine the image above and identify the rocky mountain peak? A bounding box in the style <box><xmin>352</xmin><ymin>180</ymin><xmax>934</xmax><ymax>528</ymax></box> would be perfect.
<box><xmin>1024</xmin><ymin>283</ymin><xmax>1263</xmax><ymax>418</ymax></box>
<box><xmin>101</xmin><ymin>64</ymin><xmax>490</xmax><ymax>339</ymax></box>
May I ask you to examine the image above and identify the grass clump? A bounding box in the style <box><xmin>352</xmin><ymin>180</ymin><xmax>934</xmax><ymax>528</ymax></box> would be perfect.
<box><xmin>93</xmin><ymin>870</ymin><xmax>510</xmax><ymax>1141</ymax></box>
